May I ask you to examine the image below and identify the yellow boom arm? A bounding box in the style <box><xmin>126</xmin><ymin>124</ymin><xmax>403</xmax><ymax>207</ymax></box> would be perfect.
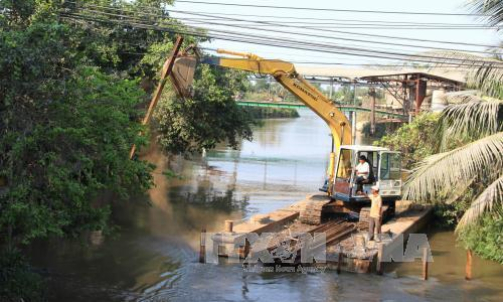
<box><xmin>211</xmin><ymin>50</ymin><xmax>352</xmax><ymax>190</ymax></box>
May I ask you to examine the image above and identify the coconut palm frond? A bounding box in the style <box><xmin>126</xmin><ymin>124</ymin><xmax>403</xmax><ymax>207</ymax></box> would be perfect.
<box><xmin>468</xmin><ymin>0</ymin><xmax>503</xmax><ymax>29</ymax></box>
<box><xmin>443</xmin><ymin>90</ymin><xmax>479</xmax><ymax>104</ymax></box>
<box><xmin>457</xmin><ymin>174</ymin><xmax>503</xmax><ymax>229</ymax></box>
<box><xmin>405</xmin><ymin>132</ymin><xmax>503</xmax><ymax>200</ymax></box>
<box><xmin>440</xmin><ymin>95</ymin><xmax>503</xmax><ymax>138</ymax></box>
<box><xmin>468</xmin><ymin>63</ymin><xmax>503</xmax><ymax>99</ymax></box>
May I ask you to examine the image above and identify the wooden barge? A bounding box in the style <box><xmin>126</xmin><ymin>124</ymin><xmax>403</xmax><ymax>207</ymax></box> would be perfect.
<box><xmin>210</xmin><ymin>194</ymin><xmax>432</xmax><ymax>274</ymax></box>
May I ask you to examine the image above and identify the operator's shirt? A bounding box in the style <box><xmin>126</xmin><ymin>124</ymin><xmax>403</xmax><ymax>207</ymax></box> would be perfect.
<box><xmin>369</xmin><ymin>194</ymin><xmax>382</xmax><ymax>219</ymax></box>
<box><xmin>355</xmin><ymin>162</ymin><xmax>370</xmax><ymax>179</ymax></box>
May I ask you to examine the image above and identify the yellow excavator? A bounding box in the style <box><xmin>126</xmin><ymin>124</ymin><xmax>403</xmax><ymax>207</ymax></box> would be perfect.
<box><xmin>172</xmin><ymin>48</ymin><xmax>402</xmax><ymax>224</ymax></box>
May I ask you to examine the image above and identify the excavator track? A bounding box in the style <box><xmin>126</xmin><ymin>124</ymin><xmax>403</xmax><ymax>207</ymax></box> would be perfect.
<box><xmin>298</xmin><ymin>194</ymin><xmax>332</xmax><ymax>225</ymax></box>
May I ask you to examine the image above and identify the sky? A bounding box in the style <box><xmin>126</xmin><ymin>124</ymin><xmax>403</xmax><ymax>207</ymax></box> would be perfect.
<box><xmin>169</xmin><ymin>0</ymin><xmax>502</xmax><ymax>66</ymax></box>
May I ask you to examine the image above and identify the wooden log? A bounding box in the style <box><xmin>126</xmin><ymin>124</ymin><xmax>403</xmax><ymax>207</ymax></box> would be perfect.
<box><xmin>376</xmin><ymin>243</ymin><xmax>384</xmax><ymax>275</ymax></box>
<box><xmin>199</xmin><ymin>228</ymin><xmax>206</xmax><ymax>263</ymax></box>
<box><xmin>337</xmin><ymin>251</ymin><xmax>343</xmax><ymax>274</ymax></box>
<box><xmin>224</xmin><ymin>220</ymin><xmax>234</xmax><ymax>233</ymax></box>
<box><xmin>422</xmin><ymin>247</ymin><xmax>429</xmax><ymax>280</ymax></box>
<box><xmin>465</xmin><ymin>249</ymin><xmax>473</xmax><ymax>280</ymax></box>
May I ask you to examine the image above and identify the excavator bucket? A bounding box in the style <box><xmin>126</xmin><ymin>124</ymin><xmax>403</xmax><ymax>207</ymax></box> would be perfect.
<box><xmin>169</xmin><ymin>55</ymin><xmax>198</xmax><ymax>98</ymax></box>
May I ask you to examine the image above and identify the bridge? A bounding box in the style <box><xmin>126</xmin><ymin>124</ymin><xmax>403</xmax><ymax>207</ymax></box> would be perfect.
<box><xmin>236</xmin><ymin>100</ymin><xmax>408</xmax><ymax>119</ymax></box>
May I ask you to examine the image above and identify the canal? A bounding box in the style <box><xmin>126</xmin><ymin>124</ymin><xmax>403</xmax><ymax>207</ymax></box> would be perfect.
<box><xmin>27</xmin><ymin>109</ymin><xmax>503</xmax><ymax>301</ymax></box>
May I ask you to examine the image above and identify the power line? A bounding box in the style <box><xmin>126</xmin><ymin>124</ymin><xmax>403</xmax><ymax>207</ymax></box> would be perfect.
<box><xmin>180</xmin><ymin>20</ymin><xmax>500</xmax><ymax>30</ymax></box>
<box><xmin>60</xmin><ymin>11</ymin><xmax>503</xmax><ymax>68</ymax></box>
<box><xmin>199</xmin><ymin>47</ymin><xmax>463</xmax><ymax>67</ymax></box>
<box><xmin>174</xmin><ymin>0</ymin><xmax>487</xmax><ymax>16</ymax></box>
<box><xmin>167</xmin><ymin>10</ymin><xmax>500</xmax><ymax>54</ymax></box>
<box><xmin>115</xmin><ymin>46</ymin><xmax>427</xmax><ymax>67</ymax></box>
<box><xmin>170</xmin><ymin>12</ymin><xmax>500</xmax><ymax>48</ymax></box>
<box><xmin>180</xmin><ymin>19</ymin><xmax>500</xmax><ymax>29</ymax></box>
<box><xmin>60</xmin><ymin>7</ymin><xmax>502</xmax><ymax>67</ymax></box>
<box><xmin>65</xmin><ymin>1</ymin><xmax>501</xmax><ymax>48</ymax></box>
<box><xmin>65</xmin><ymin>2</ymin><xmax>500</xmax><ymax>57</ymax></box>
<box><xmin>169</xmin><ymin>15</ymin><xmax>493</xmax><ymax>27</ymax></box>
<box><xmin>68</xmin><ymin>6</ymin><xmax>501</xmax><ymax>63</ymax></box>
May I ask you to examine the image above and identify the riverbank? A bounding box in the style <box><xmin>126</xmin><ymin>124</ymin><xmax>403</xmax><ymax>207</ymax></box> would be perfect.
<box><xmin>241</xmin><ymin>106</ymin><xmax>300</xmax><ymax>119</ymax></box>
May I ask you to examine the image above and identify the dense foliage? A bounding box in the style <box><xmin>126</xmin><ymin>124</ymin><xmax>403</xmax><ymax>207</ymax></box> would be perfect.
<box><xmin>374</xmin><ymin>113</ymin><xmax>441</xmax><ymax>169</ymax></box>
<box><xmin>459</xmin><ymin>212</ymin><xmax>503</xmax><ymax>264</ymax></box>
<box><xmin>155</xmin><ymin>65</ymin><xmax>255</xmax><ymax>155</ymax></box>
<box><xmin>241</xmin><ymin>106</ymin><xmax>300</xmax><ymax>119</ymax></box>
<box><xmin>374</xmin><ymin>106</ymin><xmax>502</xmax><ymax>263</ymax></box>
<box><xmin>0</xmin><ymin>1</ymin><xmax>257</xmax><ymax>298</ymax></box>
<box><xmin>0</xmin><ymin>0</ymin><xmax>254</xmax><ymax>265</ymax></box>
<box><xmin>0</xmin><ymin>249</ymin><xmax>45</xmax><ymax>301</ymax></box>
<box><xmin>0</xmin><ymin>12</ymin><xmax>153</xmax><ymax>248</ymax></box>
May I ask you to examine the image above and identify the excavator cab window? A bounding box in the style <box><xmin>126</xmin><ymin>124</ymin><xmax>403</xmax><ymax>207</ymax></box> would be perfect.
<box><xmin>333</xmin><ymin>148</ymin><xmax>353</xmax><ymax>196</ymax></box>
<box><xmin>379</xmin><ymin>152</ymin><xmax>401</xmax><ymax>180</ymax></box>
<box><xmin>356</xmin><ymin>151</ymin><xmax>378</xmax><ymax>183</ymax></box>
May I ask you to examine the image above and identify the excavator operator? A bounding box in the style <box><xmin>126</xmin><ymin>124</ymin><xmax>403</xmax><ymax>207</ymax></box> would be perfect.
<box><xmin>355</xmin><ymin>155</ymin><xmax>370</xmax><ymax>194</ymax></box>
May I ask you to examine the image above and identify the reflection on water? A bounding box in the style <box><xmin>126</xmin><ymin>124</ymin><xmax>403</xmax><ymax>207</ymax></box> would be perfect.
<box><xmin>27</xmin><ymin>109</ymin><xmax>503</xmax><ymax>301</ymax></box>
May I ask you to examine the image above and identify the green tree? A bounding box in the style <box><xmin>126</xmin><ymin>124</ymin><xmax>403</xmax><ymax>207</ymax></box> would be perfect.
<box><xmin>405</xmin><ymin>97</ymin><xmax>503</xmax><ymax>228</ymax></box>
<box><xmin>154</xmin><ymin>64</ymin><xmax>254</xmax><ymax>155</ymax></box>
<box><xmin>374</xmin><ymin>113</ymin><xmax>442</xmax><ymax>170</ymax></box>
<box><xmin>404</xmin><ymin>0</ymin><xmax>503</xmax><ymax>231</ymax></box>
<box><xmin>0</xmin><ymin>22</ymin><xmax>154</xmax><ymax>246</ymax></box>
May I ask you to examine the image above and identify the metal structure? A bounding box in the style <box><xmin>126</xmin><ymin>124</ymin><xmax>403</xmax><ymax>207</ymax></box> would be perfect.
<box><xmin>360</xmin><ymin>72</ymin><xmax>464</xmax><ymax>114</ymax></box>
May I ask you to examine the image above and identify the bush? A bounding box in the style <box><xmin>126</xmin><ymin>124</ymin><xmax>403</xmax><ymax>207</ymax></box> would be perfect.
<box><xmin>458</xmin><ymin>213</ymin><xmax>503</xmax><ymax>264</ymax></box>
<box><xmin>0</xmin><ymin>249</ymin><xmax>46</xmax><ymax>302</ymax></box>
<box><xmin>241</xmin><ymin>106</ymin><xmax>300</xmax><ymax>119</ymax></box>
<box><xmin>374</xmin><ymin>113</ymin><xmax>440</xmax><ymax>169</ymax></box>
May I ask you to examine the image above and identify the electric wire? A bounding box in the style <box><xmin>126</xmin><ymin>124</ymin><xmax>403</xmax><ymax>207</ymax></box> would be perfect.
<box><xmin>170</xmin><ymin>16</ymin><xmax>496</xmax><ymax>27</ymax></box>
<box><xmin>61</xmin><ymin>11</ymin><xmax>501</xmax><ymax>67</ymax></box>
<box><xmin>174</xmin><ymin>0</ymin><xmax>488</xmax><ymax>16</ymax></box>
<box><xmin>61</xmin><ymin>5</ymin><xmax>503</xmax><ymax>66</ymax></box>
<box><xmin>60</xmin><ymin>11</ymin><xmax>503</xmax><ymax>68</ymax></box>
<box><xmin>63</xmin><ymin>2</ymin><xmax>501</xmax><ymax>58</ymax></box>
<box><xmin>64</xmin><ymin>1</ymin><xmax>501</xmax><ymax>48</ymax></box>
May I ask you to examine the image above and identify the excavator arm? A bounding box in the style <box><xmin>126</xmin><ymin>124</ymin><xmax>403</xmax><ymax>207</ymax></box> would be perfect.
<box><xmin>203</xmin><ymin>50</ymin><xmax>352</xmax><ymax>192</ymax></box>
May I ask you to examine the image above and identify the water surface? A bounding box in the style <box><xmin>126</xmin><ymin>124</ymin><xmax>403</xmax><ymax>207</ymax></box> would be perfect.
<box><xmin>28</xmin><ymin>109</ymin><xmax>503</xmax><ymax>301</ymax></box>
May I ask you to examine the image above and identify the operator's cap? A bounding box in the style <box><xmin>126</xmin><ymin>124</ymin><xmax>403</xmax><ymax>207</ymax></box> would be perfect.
<box><xmin>371</xmin><ymin>185</ymin><xmax>379</xmax><ymax>191</ymax></box>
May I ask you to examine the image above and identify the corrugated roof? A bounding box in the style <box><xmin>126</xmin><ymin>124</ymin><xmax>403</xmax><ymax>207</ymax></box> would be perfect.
<box><xmin>296</xmin><ymin>66</ymin><xmax>467</xmax><ymax>83</ymax></box>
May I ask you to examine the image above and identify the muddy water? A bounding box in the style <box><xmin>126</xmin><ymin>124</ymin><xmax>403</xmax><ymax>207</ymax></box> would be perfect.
<box><xmin>28</xmin><ymin>109</ymin><xmax>503</xmax><ymax>301</ymax></box>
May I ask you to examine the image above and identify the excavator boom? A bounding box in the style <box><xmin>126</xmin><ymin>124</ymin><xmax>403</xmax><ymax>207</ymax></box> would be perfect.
<box><xmin>172</xmin><ymin>49</ymin><xmax>352</xmax><ymax>193</ymax></box>
<box><xmin>170</xmin><ymin>47</ymin><xmax>403</xmax><ymax>224</ymax></box>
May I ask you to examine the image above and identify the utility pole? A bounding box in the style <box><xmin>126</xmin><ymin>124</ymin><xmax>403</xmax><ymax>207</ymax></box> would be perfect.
<box><xmin>351</xmin><ymin>81</ymin><xmax>357</xmax><ymax>144</ymax></box>
<box><xmin>370</xmin><ymin>87</ymin><xmax>376</xmax><ymax>136</ymax></box>
<box><xmin>329</xmin><ymin>77</ymin><xmax>334</xmax><ymax>100</ymax></box>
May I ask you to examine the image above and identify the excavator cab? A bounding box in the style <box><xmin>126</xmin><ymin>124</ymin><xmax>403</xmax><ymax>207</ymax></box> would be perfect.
<box><xmin>331</xmin><ymin>145</ymin><xmax>402</xmax><ymax>213</ymax></box>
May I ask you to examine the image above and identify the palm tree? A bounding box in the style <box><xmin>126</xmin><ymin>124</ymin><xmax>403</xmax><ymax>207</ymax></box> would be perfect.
<box><xmin>404</xmin><ymin>98</ymin><xmax>502</xmax><ymax>229</ymax></box>
<box><xmin>405</xmin><ymin>1</ymin><xmax>503</xmax><ymax>230</ymax></box>
<box><xmin>469</xmin><ymin>0</ymin><xmax>503</xmax><ymax>29</ymax></box>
